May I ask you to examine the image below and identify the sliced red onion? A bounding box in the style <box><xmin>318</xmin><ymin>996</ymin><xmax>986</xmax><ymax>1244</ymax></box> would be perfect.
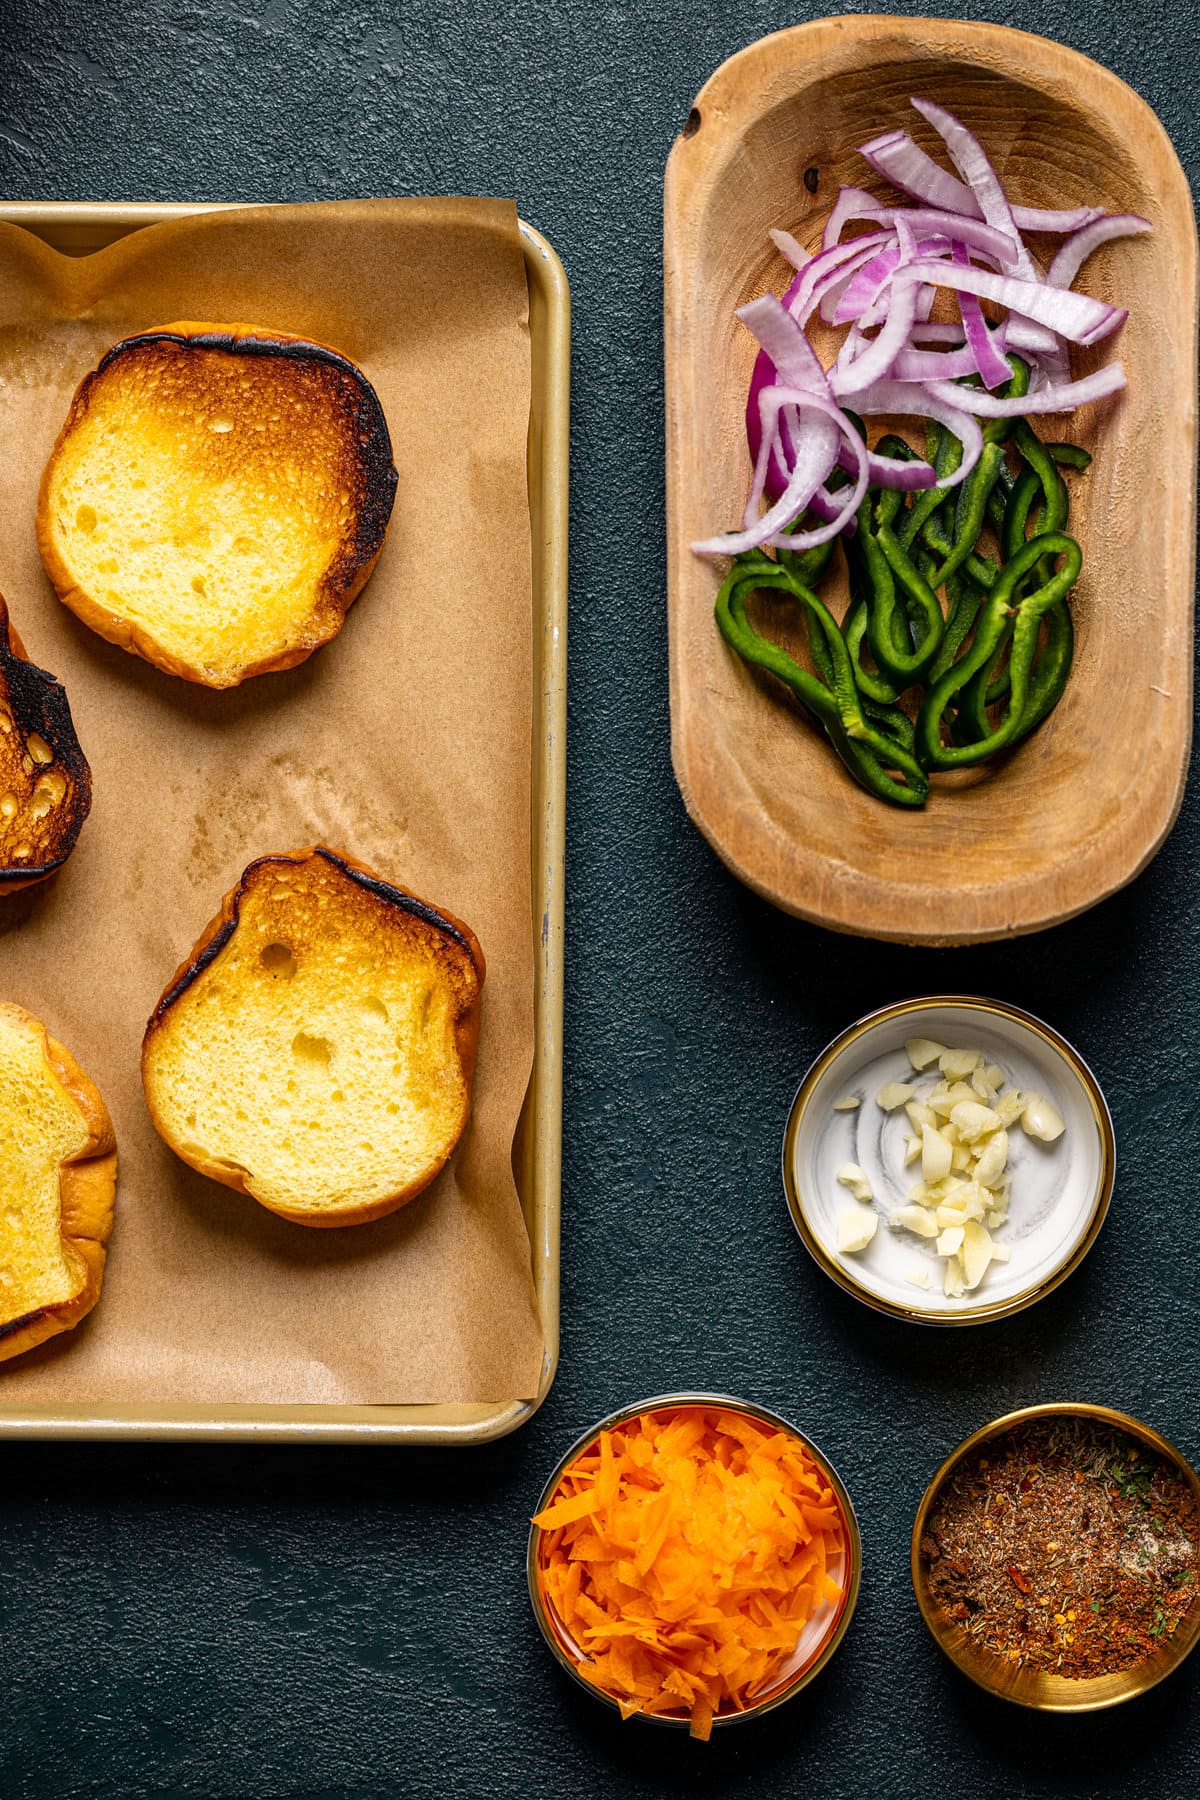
<box><xmin>1004</xmin><ymin>314</ymin><xmax>1063</xmax><ymax>356</ymax></box>
<box><xmin>833</xmin><ymin>236</ymin><xmax>953</xmax><ymax>324</ymax></box>
<box><xmin>859</xmin><ymin>129</ymin><xmax>1104</xmax><ymax>233</ymax></box>
<box><xmin>907</xmin><ymin>321</ymin><xmax>968</xmax><ymax>345</ymax></box>
<box><xmin>774</xmin><ymin>233</ymin><xmax>892</xmax><ymax>327</ymax></box>
<box><xmin>901</xmin><ymin>257</ymin><xmax>1125</xmax><ymax>345</ymax></box>
<box><xmin>847</xmin><ymin>380</ymin><xmax>985</xmax><ymax>487</ymax></box>
<box><xmin>737</xmin><ymin>294</ymin><xmax>829</xmax><ymax>393</ymax></box>
<box><xmin>821</xmin><ymin>184</ymin><xmax>885</xmax><ymax>249</ymax></box>
<box><xmin>892</xmin><ymin>344</ymin><xmax>986</xmax><ymax>381</ymax></box>
<box><xmin>925</xmin><ymin>362</ymin><xmax>1127</xmax><ymax>417</ymax></box>
<box><xmin>1047</xmin><ymin>212</ymin><xmax>1152</xmax><ymax>288</ymax></box>
<box><xmin>769</xmin><ymin>226</ymin><xmax>810</xmax><ymax>271</ymax></box>
<box><xmin>838</xmin><ymin>440</ymin><xmax>938</xmax><ymax>490</ymax></box>
<box><xmin>823</xmin><ymin>196</ymin><xmax>1018</xmax><ymax>266</ymax></box>
<box><xmin>909</xmin><ymin>95</ymin><xmax>1039</xmax><ymax>285</ymax></box>
<box><xmin>830</xmin><ymin>275</ymin><xmax>920</xmax><ymax>394</ymax></box>
<box><xmin>693</xmin><ymin>382</ymin><xmax>869</xmax><ymax>557</ymax></box>
<box><xmin>953</xmin><ymin>242</ymin><xmax>1014</xmax><ymax>389</ymax></box>
<box><xmin>742</xmin><ymin>299</ymin><xmax>936</xmax><ymax>499</ymax></box>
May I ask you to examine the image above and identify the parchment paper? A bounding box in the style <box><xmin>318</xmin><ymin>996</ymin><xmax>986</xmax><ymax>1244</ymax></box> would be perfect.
<box><xmin>0</xmin><ymin>197</ymin><xmax>546</xmax><ymax>1404</ymax></box>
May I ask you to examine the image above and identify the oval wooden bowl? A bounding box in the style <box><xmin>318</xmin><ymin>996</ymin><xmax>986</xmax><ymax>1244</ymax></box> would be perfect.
<box><xmin>664</xmin><ymin>16</ymin><xmax>1197</xmax><ymax>945</ymax></box>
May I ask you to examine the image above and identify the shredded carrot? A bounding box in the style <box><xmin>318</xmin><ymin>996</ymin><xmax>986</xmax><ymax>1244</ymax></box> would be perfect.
<box><xmin>532</xmin><ymin>1407</ymin><xmax>846</xmax><ymax>1740</ymax></box>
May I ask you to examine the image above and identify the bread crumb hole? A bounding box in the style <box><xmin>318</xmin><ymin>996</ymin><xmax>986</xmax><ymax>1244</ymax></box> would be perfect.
<box><xmin>26</xmin><ymin>734</ymin><xmax>53</xmax><ymax>765</ymax></box>
<box><xmin>192</xmin><ymin>575</ymin><xmax>207</xmax><ymax>595</ymax></box>
<box><xmin>208</xmin><ymin>415</ymin><xmax>234</xmax><ymax>433</ymax></box>
<box><xmin>28</xmin><ymin>790</ymin><xmax>52</xmax><ymax>820</ymax></box>
<box><xmin>0</xmin><ymin>794</ymin><xmax>16</xmax><ymax>818</ymax></box>
<box><xmin>292</xmin><ymin>1031</ymin><xmax>331</xmax><ymax>1067</ymax></box>
<box><xmin>364</xmin><ymin>996</ymin><xmax>388</xmax><ymax>1023</ymax></box>
<box><xmin>260</xmin><ymin>942</ymin><xmax>296</xmax><ymax>978</ymax></box>
<box><xmin>75</xmin><ymin>503</ymin><xmax>98</xmax><ymax>533</ymax></box>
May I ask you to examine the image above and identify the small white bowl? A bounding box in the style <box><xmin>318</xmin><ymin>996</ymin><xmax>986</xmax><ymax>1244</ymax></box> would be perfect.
<box><xmin>782</xmin><ymin>997</ymin><xmax>1115</xmax><ymax>1325</ymax></box>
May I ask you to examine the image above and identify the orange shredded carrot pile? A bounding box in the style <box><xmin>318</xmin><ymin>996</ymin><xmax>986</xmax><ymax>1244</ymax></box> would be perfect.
<box><xmin>532</xmin><ymin>1406</ymin><xmax>846</xmax><ymax>1740</ymax></box>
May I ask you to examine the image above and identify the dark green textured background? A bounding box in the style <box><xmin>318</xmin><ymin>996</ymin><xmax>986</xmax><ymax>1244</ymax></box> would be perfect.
<box><xmin>0</xmin><ymin>3</ymin><xmax>1197</xmax><ymax>1796</ymax></box>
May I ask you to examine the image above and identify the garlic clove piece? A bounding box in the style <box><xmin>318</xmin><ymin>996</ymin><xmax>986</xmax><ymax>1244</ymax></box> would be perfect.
<box><xmin>837</xmin><ymin>1205</ymin><xmax>878</xmax><ymax>1254</ymax></box>
<box><xmin>905</xmin><ymin>1037</ymin><xmax>947</xmax><ymax>1071</ymax></box>
<box><xmin>1021</xmin><ymin>1091</ymin><xmax>1065</xmax><ymax>1143</ymax></box>
<box><xmin>921</xmin><ymin>1124</ymin><xmax>953</xmax><ymax>1185</ymax></box>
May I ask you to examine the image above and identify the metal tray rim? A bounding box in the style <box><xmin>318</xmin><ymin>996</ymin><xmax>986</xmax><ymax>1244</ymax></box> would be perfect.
<box><xmin>0</xmin><ymin>200</ymin><xmax>569</xmax><ymax>1445</ymax></box>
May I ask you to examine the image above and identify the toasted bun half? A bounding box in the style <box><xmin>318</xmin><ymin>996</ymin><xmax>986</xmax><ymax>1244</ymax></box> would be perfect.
<box><xmin>142</xmin><ymin>846</ymin><xmax>485</xmax><ymax>1227</ymax></box>
<box><xmin>37</xmin><ymin>322</ymin><xmax>399</xmax><ymax>688</ymax></box>
<box><xmin>0</xmin><ymin>1002</ymin><xmax>117</xmax><ymax>1363</ymax></box>
<box><xmin>0</xmin><ymin>595</ymin><xmax>92</xmax><ymax>894</ymax></box>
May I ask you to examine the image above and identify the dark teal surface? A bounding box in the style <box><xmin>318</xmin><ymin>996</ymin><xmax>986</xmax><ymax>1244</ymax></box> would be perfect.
<box><xmin>1</xmin><ymin>3</ymin><xmax>1198</xmax><ymax>1796</ymax></box>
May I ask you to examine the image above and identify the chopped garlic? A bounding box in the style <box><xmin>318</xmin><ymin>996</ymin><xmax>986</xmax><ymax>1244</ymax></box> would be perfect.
<box><xmin>939</xmin><ymin>1048</ymin><xmax>982</xmax><ymax>1080</ymax></box>
<box><xmin>832</xmin><ymin>1094</ymin><xmax>861</xmax><ymax>1112</ymax></box>
<box><xmin>890</xmin><ymin>1205</ymin><xmax>939</xmax><ymax>1238</ymax></box>
<box><xmin>994</xmin><ymin>1089</ymin><xmax>1025</xmax><ymax>1127</ymax></box>
<box><xmin>950</xmin><ymin>1100</ymin><xmax>1002</xmax><ymax>1143</ymax></box>
<box><xmin>837</xmin><ymin>1205</ymin><xmax>878</xmax><ymax>1253</ymax></box>
<box><xmin>960</xmin><ymin>1220</ymin><xmax>994</xmax><ymax>1290</ymax></box>
<box><xmin>973</xmin><ymin>1129</ymin><xmax>1009</xmax><ymax>1188</ymax></box>
<box><xmin>905</xmin><ymin>1268</ymin><xmax>932</xmax><ymax>1290</ymax></box>
<box><xmin>836</xmin><ymin>1161</ymin><xmax>873</xmax><ymax>1202</ymax></box>
<box><xmin>1021</xmin><ymin>1091</ymin><xmax>1065</xmax><ymax>1143</ymax></box>
<box><xmin>921</xmin><ymin>1124</ymin><xmax>952</xmax><ymax>1184</ymax></box>
<box><xmin>856</xmin><ymin>1038</ymin><xmax>1065</xmax><ymax>1300</ymax></box>
<box><xmin>943</xmin><ymin>1258</ymin><xmax>966</xmax><ymax>1298</ymax></box>
<box><xmin>970</xmin><ymin>1065</ymin><xmax>998</xmax><ymax>1102</ymax></box>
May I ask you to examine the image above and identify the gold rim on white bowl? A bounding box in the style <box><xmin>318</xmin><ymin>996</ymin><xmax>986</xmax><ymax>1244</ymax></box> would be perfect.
<box><xmin>527</xmin><ymin>1392</ymin><xmax>862</xmax><ymax>1729</ymax></box>
<box><xmin>781</xmin><ymin>996</ymin><xmax>1116</xmax><ymax>1326</ymax></box>
<box><xmin>911</xmin><ymin>1402</ymin><xmax>1200</xmax><ymax>1710</ymax></box>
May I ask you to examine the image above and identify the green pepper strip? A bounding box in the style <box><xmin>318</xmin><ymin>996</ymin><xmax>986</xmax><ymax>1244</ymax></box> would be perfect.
<box><xmin>985</xmin><ymin>463</ymin><xmax>1014</xmax><ymax>534</ymax></box>
<box><xmin>987</xmin><ymin>438</ymin><xmax>1081</xmax><ymax>710</ymax></box>
<box><xmin>928</xmin><ymin>570</ymin><xmax>983</xmax><ymax>683</ymax></box>
<box><xmin>1010</xmin><ymin>597</ymin><xmax>1074</xmax><ymax>744</ymax></box>
<box><xmin>715</xmin><ymin>561</ymin><xmax>928</xmax><ymax>807</ymax></box>
<box><xmin>914</xmin><ymin>532</ymin><xmax>1082</xmax><ymax>770</ymax></box>
<box><xmin>842</xmin><ymin>597</ymin><xmax>903</xmax><ymax>704</ymax></box>
<box><xmin>899</xmin><ymin>424</ymin><xmax>961</xmax><ymax>551</ymax></box>
<box><xmin>853</xmin><ymin>441</ymin><xmax>945</xmax><ymax>685</ymax></box>
<box><xmin>777</xmin><ymin>531</ymin><xmax>837</xmax><ymax>590</ymax></box>
<box><xmin>919</xmin><ymin>513</ymin><xmax>997</xmax><ymax>589</ymax></box>
<box><xmin>872</xmin><ymin>516</ymin><xmax>945</xmax><ymax>685</ymax></box>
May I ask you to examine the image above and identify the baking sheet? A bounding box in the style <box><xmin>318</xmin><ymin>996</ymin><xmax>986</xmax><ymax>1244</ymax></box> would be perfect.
<box><xmin>0</xmin><ymin>197</ymin><xmax>549</xmax><ymax>1409</ymax></box>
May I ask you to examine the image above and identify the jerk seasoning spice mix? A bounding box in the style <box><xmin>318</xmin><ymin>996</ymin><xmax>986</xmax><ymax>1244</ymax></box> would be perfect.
<box><xmin>921</xmin><ymin>1417</ymin><xmax>1200</xmax><ymax>1677</ymax></box>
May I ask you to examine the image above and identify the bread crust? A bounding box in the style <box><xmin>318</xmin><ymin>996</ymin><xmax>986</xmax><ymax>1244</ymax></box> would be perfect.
<box><xmin>36</xmin><ymin>321</ymin><xmax>399</xmax><ymax>688</ymax></box>
<box><xmin>0</xmin><ymin>595</ymin><xmax>93</xmax><ymax>894</ymax></box>
<box><xmin>0</xmin><ymin>1003</ymin><xmax>117</xmax><ymax>1363</ymax></box>
<box><xmin>142</xmin><ymin>846</ymin><xmax>485</xmax><ymax>1228</ymax></box>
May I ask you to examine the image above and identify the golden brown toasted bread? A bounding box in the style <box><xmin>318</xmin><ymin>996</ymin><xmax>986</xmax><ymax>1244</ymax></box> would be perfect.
<box><xmin>0</xmin><ymin>595</ymin><xmax>92</xmax><ymax>893</ymax></box>
<box><xmin>142</xmin><ymin>846</ymin><xmax>485</xmax><ymax>1227</ymax></box>
<box><xmin>36</xmin><ymin>321</ymin><xmax>399</xmax><ymax>688</ymax></box>
<box><xmin>0</xmin><ymin>1002</ymin><xmax>117</xmax><ymax>1363</ymax></box>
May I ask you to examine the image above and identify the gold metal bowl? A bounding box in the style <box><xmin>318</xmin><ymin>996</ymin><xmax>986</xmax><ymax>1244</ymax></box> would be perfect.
<box><xmin>527</xmin><ymin>1393</ymin><xmax>861</xmax><ymax>1729</ymax></box>
<box><xmin>912</xmin><ymin>1403</ymin><xmax>1200</xmax><ymax>1710</ymax></box>
<box><xmin>782</xmin><ymin>996</ymin><xmax>1115</xmax><ymax>1326</ymax></box>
